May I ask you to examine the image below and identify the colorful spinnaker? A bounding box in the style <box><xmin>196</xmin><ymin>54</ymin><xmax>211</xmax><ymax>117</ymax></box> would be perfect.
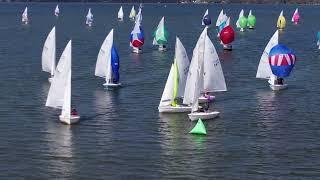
<box><xmin>236</xmin><ymin>9</ymin><xmax>247</xmax><ymax>31</ymax></box>
<box><xmin>130</xmin><ymin>12</ymin><xmax>144</xmax><ymax>53</ymax></box>
<box><xmin>129</xmin><ymin>6</ymin><xmax>136</xmax><ymax>20</ymax></box>
<box><xmin>153</xmin><ymin>17</ymin><xmax>168</xmax><ymax>51</ymax></box>
<box><xmin>247</xmin><ymin>10</ymin><xmax>256</xmax><ymax>29</ymax></box>
<box><xmin>277</xmin><ymin>10</ymin><xmax>286</xmax><ymax>29</ymax></box>
<box><xmin>268</xmin><ymin>44</ymin><xmax>296</xmax><ymax>78</ymax></box>
<box><xmin>291</xmin><ymin>8</ymin><xmax>300</xmax><ymax>24</ymax></box>
<box><xmin>220</xmin><ymin>25</ymin><xmax>235</xmax><ymax>50</ymax></box>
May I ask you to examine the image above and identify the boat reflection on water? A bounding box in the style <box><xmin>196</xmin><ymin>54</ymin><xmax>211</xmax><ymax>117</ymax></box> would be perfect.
<box><xmin>45</xmin><ymin>122</ymin><xmax>75</xmax><ymax>176</ymax></box>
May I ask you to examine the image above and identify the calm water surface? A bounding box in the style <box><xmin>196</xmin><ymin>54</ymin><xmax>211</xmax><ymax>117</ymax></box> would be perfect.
<box><xmin>0</xmin><ymin>2</ymin><xmax>320</xmax><ymax>179</ymax></box>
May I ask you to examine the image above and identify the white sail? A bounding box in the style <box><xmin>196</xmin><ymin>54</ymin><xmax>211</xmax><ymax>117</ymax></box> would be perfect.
<box><xmin>86</xmin><ymin>8</ymin><xmax>93</xmax><ymax>25</ymax></box>
<box><xmin>236</xmin><ymin>9</ymin><xmax>244</xmax><ymax>28</ymax></box>
<box><xmin>135</xmin><ymin>7</ymin><xmax>142</xmax><ymax>25</ymax></box>
<box><xmin>291</xmin><ymin>8</ymin><xmax>298</xmax><ymax>22</ymax></box>
<box><xmin>226</xmin><ymin>16</ymin><xmax>230</xmax><ymax>26</ymax></box>
<box><xmin>22</xmin><ymin>7</ymin><xmax>28</xmax><ymax>23</ymax></box>
<box><xmin>159</xmin><ymin>64</ymin><xmax>174</xmax><ymax>107</ymax></box>
<box><xmin>118</xmin><ymin>6</ymin><xmax>124</xmax><ymax>20</ymax></box>
<box><xmin>215</xmin><ymin>9</ymin><xmax>224</xmax><ymax>26</ymax></box>
<box><xmin>256</xmin><ymin>30</ymin><xmax>279</xmax><ymax>79</ymax></box>
<box><xmin>61</xmin><ymin>70</ymin><xmax>71</xmax><ymax>119</ymax></box>
<box><xmin>202</xmin><ymin>9</ymin><xmax>209</xmax><ymax>25</ymax></box>
<box><xmin>249</xmin><ymin>10</ymin><xmax>252</xmax><ymax>16</ymax></box>
<box><xmin>183</xmin><ymin>28</ymin><xmax>207</xmax><ymax>105</ymax></box>
<box><xmin>203</xmin><ymin>34</ymin><xmax>227</xmax><ymax>92</ymax></box>
<box><xmin>95</xmin><ymin>29</ymin><xmax>113</xmax><ymax>83</ymax></box>
<box><xmin>129</xmin><ymin>6</ymin><xmax>136</xmax><ymax>19</ymax></box>
<box><xmin>175</xmin><ymin>37</ymin><xmax>190</xmax><ymax>97</ymax></box>
<box><xmin>279</xmin><ymin>10</ymin><xmax>283</xmax><ymax>18</ymax></box>
<box><xmin>191</xmin><ymin>68</ymin><xmax>200</xmax><ymax>112</ymax></box>
<box><xmin>46</xmin><ymin>40</ymin><xmax>72</xmax><ymax>109</ymax></box>
<box><xmin>54</xmin><ymin>5</ymin><xmax>59</xmax><ymax>16</ymax></box>
<box><xmin>42</xmin><ymin>26</ymin><xmax>56</xmax><ymax>76</ymax></box>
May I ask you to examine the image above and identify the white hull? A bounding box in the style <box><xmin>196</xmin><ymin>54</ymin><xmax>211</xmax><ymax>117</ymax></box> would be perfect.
<box><xmin>248</xmin><ymin>26</ymin><xmax>254</xmax><ymax>29</ymax></box>
<box><xmin>188</xmin><ymin>111</ymin><xmax>220</xmax><ymax>121</ymax></box>
<box><xmin>132</xmin><ymin>47</ymin><xmax>142</xmax><ymax>54</ymax></box>
<box><xmin>158</xmin><ymin>105</ymin><xmax>191</xmax><ymax>113</ymax></box>
<box><xmin>158</xmin><ymin>45</ymin><xmax>167</xmax><ymax>51</ymax></box>
<box><xmin>270</xmin><ymin>84</ymin><xmax>288</xmax><ymax>91</ymax></box>
<box><xmin>103</xmin><ymin>82</ymin><xmax>121</xmax><ymax>88</ymax></box>
<box><xmin>223</xmin><ymin>44</ymin><xmax>232</xmax><ymax>50</ymax></box>
<box><xmin>48</xmin><ymin>77</ymin><xmax>53</xmax><ymax>83</ymax></box>
<box><xmin>59</xmin><ymin>115</ymin><xmax>80</xmax><ymax>125</ymax></box>
<box><xmin>240</xmin><ymin>28</ymin><xmax>244</xmax><ymax>32</ymax></box>
<box><xmin>198</xmin><ymin>95</ymin><xmax>215</xmax><ymax>103</ymax></box>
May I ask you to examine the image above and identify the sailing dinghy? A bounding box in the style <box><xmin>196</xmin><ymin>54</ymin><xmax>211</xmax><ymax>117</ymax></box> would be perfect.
<box><xmin>42</xmin><ymin>26</ymin><xmax>56</xmax><ymax>83</ymax></box>
<box><xmin>158</xmin><ymin>37</ymin><xmax>191</xmax><ymax>113</ymax></box>
<box><xmin>277</xmin><ymin>10</ymin><xmax>286</xmax><ymax>30</ymax></box>
<box><xmin>95</xmin><ymin>29</ymin><xmax>121</xmax><ymax>88</ymax></box>
<box><xmin>129</xmin><ymin>6</ymin><xmax>136</xmax><ymax>21</ymax></box>
<box><xmin>22</xmin><ymin>7</ymin><xmax>28</xmax><ymax>24</ymax></box>
<box><xmin>46</xmin><ymin>40</ymin><xmax>80</xmax><ymax>125</ymax></box>
<box><xmin>202</xmin><ymin>9</ymin><xmax>211</xmax><ymax>26</ymax></box>
<box><xmin>291</xmin><ymin>8</ymin><xmax>300</xmax><ymax>24</ymax></box>
<box><xmin>86</xmin><ymin>8</ymin><xmax>93</xmax><ymax>27</ymax></box>
<box><xmin>118</xmin><ymin>6</ymin><xmax>124</xmax><ymax>21</ymax></box>
<box><xmin>54</xmin><ymin>5</ymin><xmax>59</xmax><ymax>17</ymax></box>
<box><xmin>152</xmin><ymin>17</ymin><xmax>168</xmax><ymax>51</ymax></box>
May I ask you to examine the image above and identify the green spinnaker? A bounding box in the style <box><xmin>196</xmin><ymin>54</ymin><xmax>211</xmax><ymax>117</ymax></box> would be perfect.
<box><xmin>154</xmin><ymin>25</ymin><xmax>168</xmax><ymax>45</ymax></box>
<box><xmin>239</xmin><ymin>16</ymin><xmax>247</xmax><ymax>29</ymax></box>
<box><xmin>247</xmin><ymin>15</ymin><xmax>256</xmax><ymax>28</ymax></box>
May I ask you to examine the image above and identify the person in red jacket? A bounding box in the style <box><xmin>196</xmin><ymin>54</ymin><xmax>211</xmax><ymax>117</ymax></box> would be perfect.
<box><xmin>71</xmin><ymin>108</ymin><xmax>78</xmax><ymax>116</ymax></box>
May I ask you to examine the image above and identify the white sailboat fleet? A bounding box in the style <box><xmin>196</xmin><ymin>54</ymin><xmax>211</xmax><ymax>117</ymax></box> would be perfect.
<box><xmin>46</xmin><ymin>40</ymin><xmax>80</xmax><ymax>125</ymax></box>
<box><xmin>129</xmin><ymin>6</ymin><xmax>136</xmax><ymax>21</ymax></box>
<box><xmin>158</xmin><ymin>37</ymin><xmax>191</xmax><ymax>113</ymax></box>
<box><xmin>256</xmin><ymin>30</ymin><xmax>286</xmax><ymax>90</ymax></box>
<box><xmin>54</xmin><ymin>5</ymin><xmax>60</xmax><ymax>17</ymax></box>
<box><xmin>42</xmin><ymin>26</ymin><xmax>56</xmax><ymax>83</ymax></box>
<box><xmin>118</xmin><ymin>6</ymin><xmax>124</xmax><ymax>21</ymax></box>
<box><xmin>22</xmin><ymin>7</ymin><xmax>28</xmax><ymax>24</ymax></box>
<box><xmin>86</xmin><ymin>8</ymin><xmax>93</xmax><ymax>27</ymax></box>
<box><xmin>95</xmin><ymin>29</ymin><xmax>121</xmax><ymax>88</ymax></box>
<box><xmin>184</xmin><ymin>27</ymin><xmax>226</xmax><ymax>121</ymax></box>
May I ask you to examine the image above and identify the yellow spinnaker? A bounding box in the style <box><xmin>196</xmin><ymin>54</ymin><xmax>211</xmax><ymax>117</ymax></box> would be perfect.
<box><xmin>277</xmin><ymin>16</ymin><xmax>286</xmax><ymax>29</ymax></box>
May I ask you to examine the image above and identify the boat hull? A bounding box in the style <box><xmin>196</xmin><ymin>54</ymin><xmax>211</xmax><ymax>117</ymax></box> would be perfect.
<box><xmin>132</xmin><ymin>47</ymin><xmax>142</xmax><ymax>54</ymax></box>
<box><xmin>48</xmin><ymin>77</ymin><xmax>53</xmax><ymax>83</ymax></box>
<box><xmin>198</xmin><ymin>95</ymin><xmax>215</xmax><ymax>103</ymax></box>
<box><xmin>270</xmin><ymin>84</ymin><xmax>288</xmax><ymax>91</ymax></box>
<box><xmin>59</xmin><ymin>115</ymin><xmax>80</xmax><ymax>125</ymax></box>
<box><xmin>188</xmin><ymin>111</ymin><xmax>220</xmax><ymax>121</ymax></box>
<box><xmin>223</xmin><ymin>44</ymin><xmax>232</xmax><ymax>51</ymax></box>
<box><xmin>158</xmin><ymin>105</ymin><xmax>192</xmax><ymax>113</ymax></box>
<box><xmin>103</xmin><ymin>82</ymin><xmax>121</xmax><ymax>88</ymax></box>
<box><xmin>158</xmin><ymin>45</ymin><xmax>167</xmax><ymax>52</ymax></box>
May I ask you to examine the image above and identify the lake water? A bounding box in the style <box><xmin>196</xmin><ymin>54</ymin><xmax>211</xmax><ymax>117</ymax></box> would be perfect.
<box><xmin>1</xmin><ymin>2</ymin><xmax>320</xmax><ymax>179</ymax></box>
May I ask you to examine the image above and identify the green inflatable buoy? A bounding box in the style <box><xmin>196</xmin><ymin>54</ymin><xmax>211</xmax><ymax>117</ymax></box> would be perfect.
<box><xmin>189</xmin><ymin>119</ymin><xmax>207</xmax><ymax>135</ymax></box>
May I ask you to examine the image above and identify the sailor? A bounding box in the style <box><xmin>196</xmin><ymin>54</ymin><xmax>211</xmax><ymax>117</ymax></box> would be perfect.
<box><xmin>71</xmin><ymin>108</ymin><xmax>78</xmax><ymax>116</ymax></box>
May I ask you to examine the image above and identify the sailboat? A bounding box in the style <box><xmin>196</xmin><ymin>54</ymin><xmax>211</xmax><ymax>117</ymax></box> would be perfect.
<box><xmin>54</xmin><ymin>5</ymin><xmax>59</xmax><ymax>17</ymax></box>
<box><xmin>129</xmin><ymin>6</ymin><xmax>136</xmax><ymax>20</ymax></box>
<box><xmin>291</xmin><ymin>8</ymin><xmax>300</xmax><ymax>24</ymax></box>
<box><xmin>202</xmin><ymin>9</ymin><xmax>211</xmax><ymax>26</ymax></box>
<box><xmin>86</xmin><ymin>8</ymin><xmax>93</xmax><ymax>27</ymax></box>
<box><xmin>158</xmin><ymin>37</ymin><xmax>191</xmax><ymax>113</ymax></box>
<box><xmin>216</xmin><ymin>10</ymin><xmax>228</xmax><ymax>37</ymax></box>
<box><xmin>42</xmin><ymin>26</ymin><xmax>56</xmax><ymax>83</ymax></box>
<box><xmin>22</xmin><ymin>7</ymin><xmax>28</xmax><ymax>24</ymax></box>
<box><xmin>256</xmin><ymin>30</ymin><xmax>291</xmax><ymax>91</ymax></box>
<box><xmin>152</xmin><ymin>17</ymin><xmax>168</xmax><ymax>51</ymax></box>
<box><xmin>130</xmin><ymin>9</ymin><xmax>144</xmax><ymax>54</ymax></box>
<box><xmin>236</xmin><ymin>9</ymin><xmax>247</xmax><ymax>32</ymax></box>
<box><xmin>277</xmin><ymin>10</ymin><xmax>286</xmax><ymax>30</ymax></box>
<box><xmin>247</xmin><ymin>10</ymin><xmax>256</xmax><ymax>29</ymax></box>
<box><xmin>118</xmin><ymin>6</ymin><xmax>124</xmax><ymax>21</ymax></box>
<box><xmin>46</xmin><ymin>40</ymin><xmax>80</xmax><ymax>125</ymax></box>
<box><xmin>95</xmin><ymin>29</ymin><xmax>121</xmax><ymax>88</ymax></box>
<box><xmin>184</xmin><ymin>28</ymin><xmax>226</xmax><ymax>120</ymax></box>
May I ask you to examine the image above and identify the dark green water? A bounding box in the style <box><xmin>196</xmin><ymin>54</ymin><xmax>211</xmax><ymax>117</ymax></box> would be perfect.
<box><xmin>0</xmin><ymin>2</ymin><xmax>320</xmax><ymax>179</ymax></box>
